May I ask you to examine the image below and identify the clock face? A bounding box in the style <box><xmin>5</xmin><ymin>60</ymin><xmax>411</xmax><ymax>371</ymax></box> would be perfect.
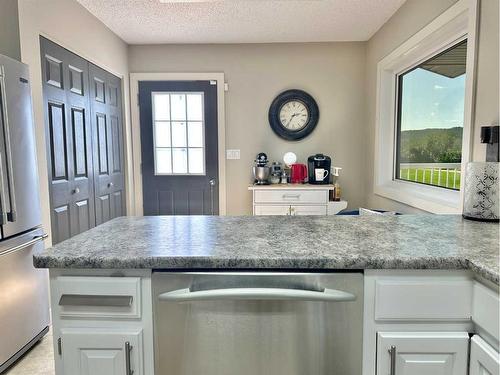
<box><xmin>279</xmin><ymin>100</ymin><xmax>309</xmax><ymax>131</ymax></box>
<box><xmin>268</xmin><ymin>89</ymin><xmax>319</xmax><ymax>141</ymax></box>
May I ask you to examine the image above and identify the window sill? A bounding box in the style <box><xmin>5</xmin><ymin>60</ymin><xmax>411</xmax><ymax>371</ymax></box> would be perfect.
<box><xmin>374</xmin><ymin>180</ymin><xmax>461</xmax><ymax>214</ymax></box>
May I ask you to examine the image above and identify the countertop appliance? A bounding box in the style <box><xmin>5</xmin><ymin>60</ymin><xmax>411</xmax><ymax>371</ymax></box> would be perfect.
<box><xmin>253</xmin><ymin>152</ymin><xmax>270</xmax><ymax>185</ymax></box>
<box><xmin>0</xmin><ymin>54</ymin><xmax>49</xmax><ymax>373</ymax></box>
<box><xmin>290</xmin><ymin>163</ymin><xmax>307</xmax><ymax>183</ymax></box>
<box><xmin>153</xmin><ymin>272</ymin><xmax>363</xmax><ymax>375</ymax></box>
<box><xmin>308</xmin><ymin>154</ymin><xmax>332</xmax><ymax>184</ymax></box>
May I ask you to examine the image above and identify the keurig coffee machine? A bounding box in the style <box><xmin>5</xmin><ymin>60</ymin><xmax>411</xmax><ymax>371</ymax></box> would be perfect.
<box><xmin>308</xmin><ymin>154</ymin><xmax>331</xmax><ymax>184</ymax></box>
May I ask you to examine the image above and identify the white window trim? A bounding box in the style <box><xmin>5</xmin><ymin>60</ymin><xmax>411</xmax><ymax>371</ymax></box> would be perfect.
<box><xmin>374</xmin><ymin>0</ymin><xmax>478</xmax><ymax>214</ymax></box>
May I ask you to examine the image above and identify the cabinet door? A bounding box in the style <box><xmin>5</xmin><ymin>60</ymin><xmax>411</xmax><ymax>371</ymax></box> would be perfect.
<box><xmin>377</xmin><ymin>332</ymin><xmax>469</xmax><ymax>375</ymax></box>
<box><xmin>61</xmin><ymin>329</ymin><xmax>143</xmax><ymax>375</ymax></box>
<box><xmin>254</xmin><ymin>205</ymin><xmax>290</xmax><ymax>215</ymax></box>
<box><xmin>469</xmin><ymin>335</ymin><xmax>499</xmax><ymax>375</ymax></box>
<box><xmin>291</xmin><ymin>205</ymin><xmax>327</xmax><ymax>215</ymax></box>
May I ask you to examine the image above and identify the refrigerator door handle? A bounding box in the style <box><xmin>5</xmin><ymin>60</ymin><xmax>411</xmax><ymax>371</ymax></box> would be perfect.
<box><xmin>0</xmin><ymin>233</ymin><xmax>48</xmax><ymax>258</ymax></box>
<box><xmin>0</xmin><ymin>70</ymin><xmax>9</xmax><ymax>225</ymax></box>
<box><xmin>0</xmin><ymin>73</ymin><xmax>17</xmax><ymax>222</ymax></box>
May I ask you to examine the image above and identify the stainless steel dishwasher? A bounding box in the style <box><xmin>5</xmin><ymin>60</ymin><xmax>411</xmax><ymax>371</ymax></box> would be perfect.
<box><xmin>153</xmin><ymin>272</ymin><xmax>363</xmax><ymax>375</ymax></box>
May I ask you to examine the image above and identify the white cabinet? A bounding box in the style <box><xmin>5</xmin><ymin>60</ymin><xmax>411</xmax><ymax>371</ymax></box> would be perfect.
<box><xmin>377</xmin><ymin>332</ymin><xmax>469</xmax><ymax>375</ymax></box>
<box><xmin>60</xmin><ymin>329</ymin><xmax>143</xmax><ymax>375</ymax></box>
<box><xmin>469</xmin><ymin>335</ymin><xmax>500</xmax><ymax>375</ymax></box>
<box><xmin>249</xmin><ymin>185</ymin><xmax>347</xmax><ymax>216</ymax></box>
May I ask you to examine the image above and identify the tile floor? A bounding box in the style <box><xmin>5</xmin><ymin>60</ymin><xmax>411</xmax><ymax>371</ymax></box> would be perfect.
<box><xmin>5</xmin><ymin>330</ymin><xmax>55</xmax><ymax>375</ymax></box>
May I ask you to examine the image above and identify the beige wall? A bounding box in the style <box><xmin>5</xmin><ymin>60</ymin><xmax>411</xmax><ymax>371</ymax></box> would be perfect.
<box><xmin>17</xmin><ymin>0</ymin><xmax>132</xmax><ymax>244</ymax></box>
<box><xmin>472</xmin><ymin>0</ymin><xmax>499</xmax><ymax>161</ymax></box>
<box><xmin>128</xmin><ymin>43</ymin><xmax>367</xmax><ymax>215</ymax></box>
<box><xmin>364</xmin><ymin>0</ymin><xmax>498</xmax><ymax>213</ymax></box>
<box><xmin>0</xmin><ymin>0</ymin><xmax>21</xmax><ymax>60</ymax></box>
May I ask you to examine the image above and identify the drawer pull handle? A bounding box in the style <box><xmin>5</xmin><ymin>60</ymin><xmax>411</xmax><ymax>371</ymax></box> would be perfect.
<box><xmin>125</xmin><ymin>341</ymin><xmax>134</xmax><ymax>375</ymax></box>
<box><xmin>58</xmin><ymin>294</ymin><xmax>133</xmax><ymax>307</ymax></box>
<box><xmin>388</xmin><ymin>345</ymin><xmax>396</xmax><ymax>375</ymax></box>
<box><xmin>282</xmin><ymin>194</ymin><xmax>300</xmax><ymax>200</ymax></box>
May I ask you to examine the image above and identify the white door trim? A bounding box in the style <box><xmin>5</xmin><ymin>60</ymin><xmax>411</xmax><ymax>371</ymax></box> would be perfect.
<box><xmin>129</xmin><ymin>72</ymin><xmax>227</xmax><ymax>215</ymax></box>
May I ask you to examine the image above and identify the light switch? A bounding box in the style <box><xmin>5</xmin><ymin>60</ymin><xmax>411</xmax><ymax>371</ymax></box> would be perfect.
<box><xmin>226</xmin><ymin>149</ymin><xmax>240</xmax><ymax>159</ymax></box>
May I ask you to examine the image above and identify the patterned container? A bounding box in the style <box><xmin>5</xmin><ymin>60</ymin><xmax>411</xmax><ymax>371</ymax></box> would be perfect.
<box><xmin>463</xmin><ymin>162</ymin><xmax>499</xmax><ymax>222</ymax></box>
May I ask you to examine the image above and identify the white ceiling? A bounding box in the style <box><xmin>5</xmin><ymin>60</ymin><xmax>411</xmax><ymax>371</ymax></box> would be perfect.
<box><xmin>76</xmin><ymin>0</ymin><xmax>406</xmax><ymax>44</ymax></box>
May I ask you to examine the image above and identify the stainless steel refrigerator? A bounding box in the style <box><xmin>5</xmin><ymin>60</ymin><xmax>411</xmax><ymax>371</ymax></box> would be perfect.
<box><xmin>0</xmin><ymin>54</ymin><xmax>50</xmax><ymax>373</ymax></box>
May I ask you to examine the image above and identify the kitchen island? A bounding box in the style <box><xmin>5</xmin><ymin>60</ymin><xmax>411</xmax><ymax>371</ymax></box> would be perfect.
<box><xmin>34</xmin><ymin>215</ymin><xmax>500</xmax><ymax>375</ymax></box>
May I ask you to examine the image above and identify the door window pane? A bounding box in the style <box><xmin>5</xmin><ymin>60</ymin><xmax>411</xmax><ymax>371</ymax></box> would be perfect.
<box><xmin>171</xmin><ymin>122</ymin><xmax>187</xmax><ymax>147</ymax></box>
<box><xmin>171</xmin><ymin>94</ymin><xmax>186</xmax><ymax>121</ymax></box>
<box><xmin>151</xmin><ymin>91</ymin><xmax>206</xmax><ymax>175</ymax></box>
<box><xmin>156</xmin><ymin>148</ymin><xmax>172</xmax><ymax>174</ymax></box>
<box><xmin>188</xmin><ymin>122</ymin><xmax>203</xmax><ymax>147</ymax></box>
<box><xmin>172</xmin><ymin>148</ymin><xmax>188</xmax><ymax>173</ymax></box>
<box><xmin>155</xmin><ymin>121</ymin><xmax>171</xmax><ymax>147</ymax></box>
<box><xmin>153</xmin><ymin>94</ymin><xmax>170</xmax><ymax>120</ymax></box>
<box><xmin>187</xmin><ymin>94</ymin><xmax>203</xmax><ymax>121</ymax></box>
<box><xmin>188</xmin><ymin>148</ymin><xmax>204</xmax><ymax>174</ymax></box>
<box><xmin>396</xmin><ymin>40</ymin><xmax>466</xmax><ymax>191</ymax></box>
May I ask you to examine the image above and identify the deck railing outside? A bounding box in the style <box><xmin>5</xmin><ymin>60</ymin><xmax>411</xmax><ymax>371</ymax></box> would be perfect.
<box><xmin>399</xmin><ymin>163</ymin><xmax>462</xmax><ymax>190</ymax></box>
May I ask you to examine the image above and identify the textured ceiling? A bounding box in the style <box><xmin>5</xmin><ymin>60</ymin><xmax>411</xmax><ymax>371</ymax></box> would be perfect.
<box><xmin>76</xmin><ymin>0</ymin><xmax>406</xmax><ymax>44</ymax></box>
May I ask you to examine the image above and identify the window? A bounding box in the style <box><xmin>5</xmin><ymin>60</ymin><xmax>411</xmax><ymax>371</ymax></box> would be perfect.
<box><xmin>373</xmin><ymin>0</ymin><xmax>476</xmax><ymax>213</ymax></box>
<box><xmin>152</xmin><ymin>92</ymin><xmax>205</xmax><ymax>175</ymax></box>
<box><xmin>395</xmin><ymin>40</ymin><xmax>467</xmax><ymax>191</ymax></box>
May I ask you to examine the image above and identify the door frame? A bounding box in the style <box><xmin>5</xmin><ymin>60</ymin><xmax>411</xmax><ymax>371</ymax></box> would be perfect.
<box><xmin>130</xmin><ymin>72</ymin><xmax>226</xmax><ymax>215</ymax></box>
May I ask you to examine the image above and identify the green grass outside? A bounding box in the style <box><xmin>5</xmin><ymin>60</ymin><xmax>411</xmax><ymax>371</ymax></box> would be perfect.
<box><xmin>399</xmin><ymin>168</ymin><xmax>461</xmax><ymax>190</ymax></box>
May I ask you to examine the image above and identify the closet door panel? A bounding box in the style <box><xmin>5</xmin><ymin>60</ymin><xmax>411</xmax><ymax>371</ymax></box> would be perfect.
<box><xmin>41</xmin><ymin>37</ymin><xmax>95</xmax><ymax>244</ymax></box>
<box><xmin>89</xmin><ymin>64</ymin><xmax>125</xmax><ymax>225</ymax></box>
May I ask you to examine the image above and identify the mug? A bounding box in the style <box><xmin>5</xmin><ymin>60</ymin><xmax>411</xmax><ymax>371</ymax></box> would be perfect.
<box><xmin>315</xmin><ymin>168</ymin><xmax>329</xmax><ymax>182</ymax></box>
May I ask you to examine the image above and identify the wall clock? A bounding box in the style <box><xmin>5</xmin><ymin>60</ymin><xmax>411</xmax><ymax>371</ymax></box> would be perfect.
<box><xmin>268</xmin><ymin>89</ymin><xmax>319</xmax><ymax>141</ymax></box>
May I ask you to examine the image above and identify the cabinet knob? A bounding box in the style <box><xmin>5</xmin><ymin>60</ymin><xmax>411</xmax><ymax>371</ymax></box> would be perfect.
<box><xmin>108</xmin><ymin>182</ymin><xmax>114</xmax><ymax>188</ymax></box>
<box><xmin>72</xmin><ymin>187</ymin><xmax>80</xmax><ymax>195</ymax></box>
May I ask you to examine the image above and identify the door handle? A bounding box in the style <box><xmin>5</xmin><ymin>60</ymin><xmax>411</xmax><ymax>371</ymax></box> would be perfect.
<box><xmin>108</xmin><ymin>182</ymin><xmax>114</xmax><ymax>188</ymax></box>
<box><xmin>0</xmin><ymin>73</ymin><xmax>16</xmax><ymax>222</ymax></box>
<box><xmin>388</xmin><ymin>345</ymin><xmax>396</xmax><ymax>375</ymax></box>
<box><xmin>72</xmin><ymin>187</ymin><xmax>80</xmax><ymax>195</ymax></box>
<box><xmin>125</xmin><ymin>341</ymin><xmax>133</xmax><ymax>375</ymax></box>
<box><xmin>0</xmin><ymin>233</ymin><xmax>48</xmax><ymax>258</ymax></box>
<box><xmin>209</xmin><ymin>178</ymin><xmax>216</xmax><ymax>215</ymax></box>
<box><xmin>158</xmin><ymin>287</ymin><xmax>356</xmax><ymax>303</ymax></box>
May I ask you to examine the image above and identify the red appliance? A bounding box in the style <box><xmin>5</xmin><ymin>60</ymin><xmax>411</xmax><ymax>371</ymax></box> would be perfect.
<box><xmin>290</xmin><ymin>163</ymin><xmax>307</xmax><ymax>184</ymax></box>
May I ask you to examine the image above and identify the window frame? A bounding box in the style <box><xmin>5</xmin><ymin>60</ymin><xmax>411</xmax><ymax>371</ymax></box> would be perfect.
<box><xmin>374</xmin><ymin>0</ymin><xmax>478</xmax><ymax>213</ymax></box>
<box><xmin>151</xmin><ymin>91</ymin><xmax>206</xmax><ymax>176</ymax></box>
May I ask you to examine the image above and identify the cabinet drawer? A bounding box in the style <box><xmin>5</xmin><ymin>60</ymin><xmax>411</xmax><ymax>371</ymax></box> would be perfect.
<box><xmin>374</xmin><ymin>278</ymin><xmax>472</xmax><ymax>321</ymax></box>
<box><xmin>254</xmin><ymin>190</ymin><xmax>327</xmax><ymax>204</ymax></box>
<box><xmin>291</xmin><ymin>205</ymin><xmax>327</xmax><ymax>215</ymax></box>
<box><xmin>472</xmin><ymin>281</ymin><xmax>499</xmax><ymax>341</ymax></box>
<box><xmin>254</xmin><ymin>205</ymin><xmax>291</xmax><ymax>215</ymax></box>
<box><xmin>54</xmin><ymin>276</ymin><xmax>141</xmax><ymax>319</ymax></box>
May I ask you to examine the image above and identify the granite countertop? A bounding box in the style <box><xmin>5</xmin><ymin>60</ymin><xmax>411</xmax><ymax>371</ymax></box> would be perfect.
<box><xmin>34</xmin><ymin>215</ymin><xmax>500</xmax><ymax>284</ymax></box>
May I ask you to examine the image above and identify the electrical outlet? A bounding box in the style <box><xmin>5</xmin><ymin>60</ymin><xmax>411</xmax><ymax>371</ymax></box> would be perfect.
<box><xmin>226</xmin><ymin>149</ymin><xmax>240</xmax><ymax>160</ymax></box>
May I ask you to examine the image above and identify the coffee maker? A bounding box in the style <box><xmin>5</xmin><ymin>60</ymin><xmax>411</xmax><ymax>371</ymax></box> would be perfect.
<box><xmin>308</xmin><ymin>154</ymin><xmax>331</xmax><ymax>184</ymax></box>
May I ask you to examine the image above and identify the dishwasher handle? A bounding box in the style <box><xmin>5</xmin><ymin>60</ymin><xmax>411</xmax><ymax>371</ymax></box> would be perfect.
<box><xmin>158</xmin><ymin>287</ymin><xmax>356</xmax><ymax>303</ymax></box>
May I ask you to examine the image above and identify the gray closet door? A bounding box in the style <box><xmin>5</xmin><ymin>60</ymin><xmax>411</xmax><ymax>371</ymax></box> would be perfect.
<box><xmin>89</xmin><ymin>64</ymin><xmax>125</xmax><ymax>225</ymax></box>
<box><xmin>40</xmin><ymin>37</ymin><xmax>95</xmax><ymax>244</ymax></box>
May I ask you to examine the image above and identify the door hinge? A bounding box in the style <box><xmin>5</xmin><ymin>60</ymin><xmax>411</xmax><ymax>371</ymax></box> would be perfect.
<box><xmin>57</xmin><ymin>337</ymin><xmax>62</xmax><ymax>356</ymax></box>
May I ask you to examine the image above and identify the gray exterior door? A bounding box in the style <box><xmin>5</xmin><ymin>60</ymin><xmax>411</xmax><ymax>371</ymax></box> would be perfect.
<box><xmin>40</xmin><ymin>37</ymin><xmax>95</xmax><ymax>244</ymax></box>
<box><xmin>139</xmin><ymin>81</ymin><xmax>219</xmax><ymax>215</ymax></box>
<box><xmin>89</xmin><ymin>64</ymin><xmax>125</xmax><ymax>225</ymax></box>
